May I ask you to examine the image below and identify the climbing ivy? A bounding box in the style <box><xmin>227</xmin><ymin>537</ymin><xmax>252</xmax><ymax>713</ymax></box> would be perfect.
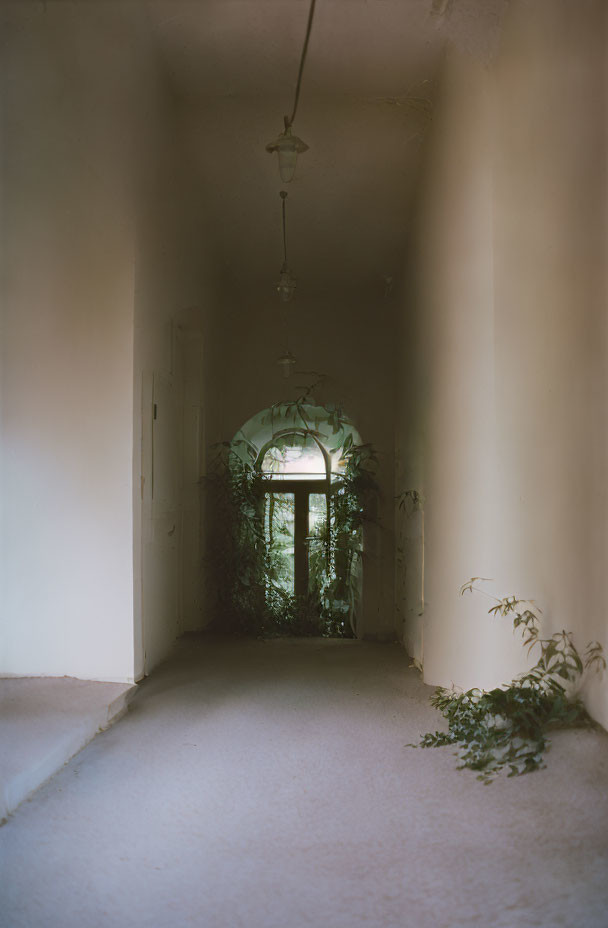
<box><xmin>205</xmin><ymin>385</ymin><xmax>377</xmax><ymax>638</ymax></box>
<box><xmin>412</xmin><ymin>579</ymin><xmax>606</xmax><ymax>781</ymax></box>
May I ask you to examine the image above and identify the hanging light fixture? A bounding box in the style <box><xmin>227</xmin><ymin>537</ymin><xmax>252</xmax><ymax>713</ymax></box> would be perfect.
<box><xmin>276</xmin><ymin>190</ymin><xmax>296</xmax><ymax>302</ymax></box>
<box><xmin>266</xmin><ymin>121</ymin><xmax>309</xmax><ymax>185</ymax></box>
<box><xmin>266</xmin><ymin>0</ymin><xmax>316</xmax><ymax>182</ymax></box>
<box><xmin>277</xmin><ymin>350</ymin><xmax>297</xmax><ymax>378</ymax></box>
<box><xmin>277</xmin><ymin>262</ymin><xmax>297</xmax><ymax>301</ymax></box>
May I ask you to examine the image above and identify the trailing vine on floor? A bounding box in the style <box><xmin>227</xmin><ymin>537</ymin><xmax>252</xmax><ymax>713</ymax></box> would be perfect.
<box><xmin>205</xmin><ymin>382</ymin><xmax>377</xmax><ymax>638</ymax></box>
<box><xmin>412</xmin><ymin>579</ymin><xmax>606</xmax><ymax>781</ymax></box>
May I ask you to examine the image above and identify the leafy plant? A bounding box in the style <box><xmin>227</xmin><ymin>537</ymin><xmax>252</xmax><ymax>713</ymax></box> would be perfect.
<box><xmin>309</xmin><ymin>439</ymin><xmax>377</xmax><ymax>636</ymax></box>
<box><xmin>413</xmin><ymin>578</ymin><xmax>605</xmax><ymax>781</ymax></box>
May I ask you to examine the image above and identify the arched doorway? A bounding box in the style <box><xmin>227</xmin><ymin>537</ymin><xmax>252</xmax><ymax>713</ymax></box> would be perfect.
<box><xmin>217</xmin><ymin>401</ymin><xmax>373</xmax><ymax>637</ymax></box>
<box><xmin>259</xmin><ymin>428</ymin><xmax>333</xmax><ymax>598</ymax></box>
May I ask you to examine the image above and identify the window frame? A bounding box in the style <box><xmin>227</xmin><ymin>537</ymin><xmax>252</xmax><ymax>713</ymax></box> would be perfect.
<box><xmin>257</xmin><ymin>429</ymin><xmax>334</xmax><ymax>598</ymax></box>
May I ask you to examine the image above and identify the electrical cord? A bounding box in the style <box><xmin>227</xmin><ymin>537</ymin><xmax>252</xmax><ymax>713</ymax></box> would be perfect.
<box><xmin>280</xmin><ymin>191</ymin><xmax>288</xmax><ymax>262</ymax></box>
<box><xmin>285</xmin><ymin>0</ymin><xmax>317</xmax><ymax>129</ymax></box>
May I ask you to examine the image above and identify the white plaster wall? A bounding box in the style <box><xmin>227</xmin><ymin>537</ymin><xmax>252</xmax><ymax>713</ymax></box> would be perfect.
<box><xmin>0</xmin><ymin>2</ymin><xmax>218</xmax><ymax>683</ymax></box>
<box><xmin>132</xmin><ymin>84</ymin><xmax>218</xmax><ymax>678</ymax></box>
<box><xmin>492</xmin><ymin>0</ymin><xmax>608</xmax><ymax>724</ymax></box>
<box><xmin>396</xmin><ymin>50</ymin><xmax>519</xmax><ymax>688</ymax></box>
<box><xmin>0</xmin><ymin>3</ymin><xmax>140</xmax><ymax>682</ymax></box>
<box><xmin>397</xmin><ymin>0</ymin><xmax>608</xmax><ymax>725</ymax></box>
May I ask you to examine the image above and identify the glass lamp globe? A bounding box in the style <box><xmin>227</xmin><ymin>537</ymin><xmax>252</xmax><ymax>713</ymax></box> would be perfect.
<box><xmin>266</xmin><ymin>127</ymin><xmax>309</xmax><ymax>183</ymax></box>
<box><xmin>276</xmin><ymin>263</ymin><xmax>296</xmax><ymax>302</ymax></box>
<box><xmin>277</xmin><ymin>351</ymin><xmax>297</xmax><ymax>378</ymax></box>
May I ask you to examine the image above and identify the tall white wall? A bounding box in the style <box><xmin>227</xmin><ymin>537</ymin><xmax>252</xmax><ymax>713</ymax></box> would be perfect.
<box><xmin>397</xmin><ymin>0</ymin><xmax>608</xmax><ymax>725</ymax></box>
<box><xmin>132</xmin><ymin>88</ymin><xmax>219</xmax><ymax>679</ymax></box>
<box><xmin>492</xmin><ymin>0</ymin><xmax>608</xmax><ymax>724</ymax></box>
<box><xmin>395</xmin><ymin>50</ymin><xmax>506</xmax><ymax>684</ymax></box>
<box><xmin>0</xmin><ymin>2</ymin><xmax>213</xmax><ymax>682</ymax></box>
<box><xmin>0</xmin><ymin>3</ymin><xmax>140</xmax><ymax>682</ymax></box>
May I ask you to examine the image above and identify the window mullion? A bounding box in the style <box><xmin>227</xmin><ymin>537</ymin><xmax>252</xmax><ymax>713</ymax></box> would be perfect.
<box><xmin>294</xmin><ymin>490</ymin><xmax>309</xmax><ymax>598</ymax></box>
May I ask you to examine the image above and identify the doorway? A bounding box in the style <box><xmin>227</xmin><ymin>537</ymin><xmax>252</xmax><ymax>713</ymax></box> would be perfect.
<box><xmin>259</xmin><ymin>429</ymin><xmax>333</xmax><ymax>598</ymax></box>
<box><xmin>217</xmin><ymin>402</ymin><xmax>369</xmax><ymax>637</ymax></box>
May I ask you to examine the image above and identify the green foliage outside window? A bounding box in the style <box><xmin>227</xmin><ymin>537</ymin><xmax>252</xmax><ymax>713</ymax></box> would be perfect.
<box><xmin>205</xmin><ymin>390</ymin><xmax>377</xmax><ymax>638</ymax></box>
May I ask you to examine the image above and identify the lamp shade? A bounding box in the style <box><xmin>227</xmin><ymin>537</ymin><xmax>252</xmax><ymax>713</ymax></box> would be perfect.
<box><xmin>277</xmin><ymin>351</ymin><xmax>297</xmax><ymax>378</ymax></box>
<box><xmin>276</xmin><ymin>263</ymin><xmax>296</xmax><ymax>302</ymax></box>
<box><xmin>266</xmin><ymin>127</ymin><xmax>309</xmax><ymax>183</ymax></box>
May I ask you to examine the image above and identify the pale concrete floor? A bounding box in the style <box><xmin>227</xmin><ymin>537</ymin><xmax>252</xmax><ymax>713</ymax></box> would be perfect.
<box><xmin>0</xmin><ymin>677</ymin><xmax>135</xmax><ymax>822</ymax></box>
<box><xmin>1</xmin><ymin>635</ymin><xmax>608</xmax><ymax>928</ymax></box>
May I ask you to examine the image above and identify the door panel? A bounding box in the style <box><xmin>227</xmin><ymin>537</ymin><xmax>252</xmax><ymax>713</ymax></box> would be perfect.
<box><xmin>264</xmin><ymin>486</ymin><xmax>331</xmax><ymax>600</ymax></box>
<box><xmin>264</xmin><ymin>492</ymin><xmax>295</xmax><ymax>593</ymax></box>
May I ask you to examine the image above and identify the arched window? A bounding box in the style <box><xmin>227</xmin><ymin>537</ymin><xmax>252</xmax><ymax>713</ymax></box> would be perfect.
<box><xmin>257</xmin><ymin>430</ymin><xmax>331</xmax><ymax>597</ymax></box>
<box><xmin>228</xmin><ymin>403</ymin><xmax>364</xmax><ymax>636</ymax></box>
<box><xmin>260</xmin><ymin>431</ymin><xmax>328</xmax><ymax>480</ymax></box>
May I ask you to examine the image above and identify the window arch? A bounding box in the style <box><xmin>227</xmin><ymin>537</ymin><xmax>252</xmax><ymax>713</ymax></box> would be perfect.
<box><xmin>256</xmin><ymin>429</ymin><xmax>332</xmax><ymax>599</ymax></box>
<box><xmin>258</xmin><ymin>429</ymin><xmax>330</xmax><ymax>480</ymax></box>
<box><xmin>229</xmin><ymin>403</ymin><xmax>364</xmax><ymax>636</ymax></box>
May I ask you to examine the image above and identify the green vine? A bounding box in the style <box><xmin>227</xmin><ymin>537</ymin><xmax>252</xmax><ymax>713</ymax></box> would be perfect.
<box><xmin>205</xmin><ymin>388</ymin><xmax>377</xmax><ymax>638</ymax></box>
<box><xmin>413</xmin><ymin>578</ymin><xmax>606</xmax><ymax>781</ymax></box>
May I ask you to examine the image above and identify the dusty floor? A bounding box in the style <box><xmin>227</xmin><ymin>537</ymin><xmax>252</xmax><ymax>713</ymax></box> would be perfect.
<box><xmin>1</xmin><ymin>635</ymin><xmax>608</xmax><ymax>928</ymax></box>
<box><xmin>0</xmin><ymin>676</ymin><xmax>135</xmax><ymax>821</ymax></box>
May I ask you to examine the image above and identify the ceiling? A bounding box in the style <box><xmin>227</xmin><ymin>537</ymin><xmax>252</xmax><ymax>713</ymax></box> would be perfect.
<box><xmin>146</xmin><ymin>0</ymin><xmax>510</xmax><ymax>300</ymax></box>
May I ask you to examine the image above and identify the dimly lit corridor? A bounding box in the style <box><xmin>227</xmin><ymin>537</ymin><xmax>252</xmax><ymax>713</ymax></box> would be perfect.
<box><xmin>3</xmin><ymin>637</ymin><xmax>608</xmax><ymax>928</ymax></box>
<box><xmin>1</xmin><ymin>0</ymin><xmax>608</xmax><ymax>923</ymax></box>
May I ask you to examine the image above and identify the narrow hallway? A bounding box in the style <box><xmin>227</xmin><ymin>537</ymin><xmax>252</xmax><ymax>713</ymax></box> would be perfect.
<box><xmin>2</xmin><ymin>637</ymin><xmax>608</xmax><ymax>928</ymax></box>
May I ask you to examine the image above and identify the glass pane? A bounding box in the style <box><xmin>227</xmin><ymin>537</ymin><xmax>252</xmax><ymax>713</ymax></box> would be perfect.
<box><xmin>309</xmin><ymin>493</ymin><xmax>327</xmax><ymax>533</ymax></box>
<box><xmin>308</xmin><ymin>492</ymin><xmax>329</xmax><ymax>594</ymax></box>
<box><xmin>264</xmin><ymin>492</ymin><xmax>295</xmax><ymax>594</ymax></box>
<box><xmin>261</xmin><ymin>433</ymin><xmax>327</xmax><ymax>480</ymax></box>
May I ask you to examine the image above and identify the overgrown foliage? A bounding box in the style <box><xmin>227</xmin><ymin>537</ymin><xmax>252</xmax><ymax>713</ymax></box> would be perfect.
<box><xmin>205</xmin><ymin>385</ymin><xmax>377</xmax><ymax>638</ymax></box>
<box><xmin>413</xmin><ymin>579</ymin><xmax>606</xmax><ymax>781</ymax></box>
<box><xmin>309</xmin><ymin>435</ymin><xmax>377</xmax><ymax>635</ymax></box>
